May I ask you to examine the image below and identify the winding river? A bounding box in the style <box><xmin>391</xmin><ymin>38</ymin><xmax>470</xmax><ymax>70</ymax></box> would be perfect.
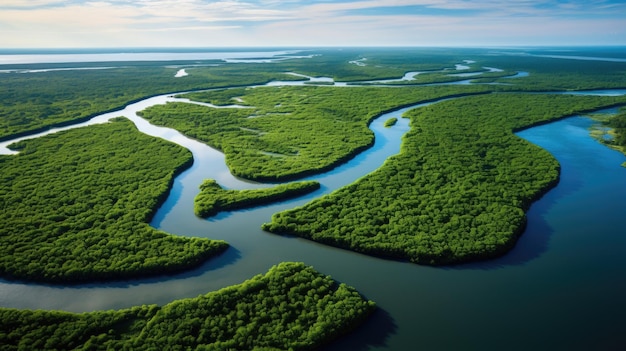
<box><xmin>1</xmin><ymin>66</ymin><xmax>625</xmax><ymax>350</ymax></box>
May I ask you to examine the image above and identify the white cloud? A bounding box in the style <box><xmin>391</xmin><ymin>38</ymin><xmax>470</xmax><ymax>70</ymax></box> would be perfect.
<box><xmin>0</xmin><ymin>0</ymin><xmax>624</xmax><ymax>47</ymax></box>
<box><xmin>1</xmin><ymin>0</ymin><xmax>66</xmax><ymax>7</ymax></box>
<box><xmin>295</xmin><ymin>0</ymin><xmax>626</xmax><ymax>18</ymax></box>
<box><xmin>135</xmin><ymin>25</ymin><xmax>242</xmax><ymax>32</ymax></box>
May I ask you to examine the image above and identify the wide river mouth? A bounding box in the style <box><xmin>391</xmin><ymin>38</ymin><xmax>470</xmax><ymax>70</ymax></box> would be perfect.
<box><xmin>0</xmin><ymin>63</ymin><xmax>625</xmax><ymax>350</ymax></box>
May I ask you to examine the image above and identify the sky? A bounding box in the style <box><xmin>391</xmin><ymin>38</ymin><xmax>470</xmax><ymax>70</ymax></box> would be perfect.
<box><xmin>1</xmin><ymin>0</ymin><xmax>625</xmax><ymax>48</ymax></box>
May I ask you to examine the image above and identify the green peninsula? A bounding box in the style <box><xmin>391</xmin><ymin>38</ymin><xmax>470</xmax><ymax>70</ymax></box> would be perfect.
<box><xmin>263</xmin><ymin>94</ymin><xmax>626</xmax><ymax>264</ymax></box>
<box><xmin>0</xmin><ymin>118</ymin><xmax>227</xmax><ymax>283</ymax></box>
<box><xmin>195</xmin><ymin>179</ymin><xmax>320</xmax><ymax>218</ymax></box>
<box><xmin>0</xmin><ymin>262</ymin><xmax>375</xmax><ymax>351</ymax></box>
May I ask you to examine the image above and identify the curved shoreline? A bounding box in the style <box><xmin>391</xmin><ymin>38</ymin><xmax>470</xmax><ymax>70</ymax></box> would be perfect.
<box><xmin>194</xmin><ymin>180</ymin><xmax>321</xmax><ymax>218</ymax></box>
<box><xmin>145</xmin><ymin>155</ymin><xmax>195</xmax><ymax>224</ymax></box>
<box><xmin>0</xmin><ymin>118</ymin><xmax>233</xmax><ymax>285</ymax></box>
<box><xmin>261</xmin><ymin>94</ymin><xmax>626</xmax><ymax>267</ymax></box>
<box><xmin>1</xmin><ymin>83</ymin><xmax>623</xmax><ymax>282</ymax></box>
<box><xmin>229</xmin><ymin>91</ymin><xmax>493</xmax><ymax>182</ymax></box>
<box><xmin>0</xmin><ymin>78</ymin><xmax>309</xmax><ymax>144</ymax></box>
<box><xmin>0</xmin><ymin>70</ymin><xmax>622</xmax><ymax>286</ymax></box>
<box><xmin>0</xmin><ymin>60</ymin><xmax>522</xmax><ymax>144</ymax></box>
<box><xmin>511</xmin><ymin>102</ymin><xmax>626</xmax><ymax>134</ymax></box>
<box><xmin>2</xmin><ymin>51</ymin><xmax>626</xmax><ymax>351</ymax></box>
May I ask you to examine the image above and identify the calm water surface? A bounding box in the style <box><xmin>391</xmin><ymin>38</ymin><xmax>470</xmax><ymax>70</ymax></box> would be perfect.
<box><xmin>0</xmin><ymin>50</ymin><xmax>300</xmax><ymax>65</ymax></box>
<box><xmin>0</xmin><ymin>63</ymin><xmax>624</xmax><ymax>349</ymax></box>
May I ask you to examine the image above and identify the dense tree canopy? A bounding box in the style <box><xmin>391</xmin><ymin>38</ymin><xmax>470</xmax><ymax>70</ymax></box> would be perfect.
<box><xmin>472</xmin><ymin>54</ymin><xmax>626</xmax><ymax>90</ymax></box>
<box><xmin>140</xmin><ymin>85</ymin><xmax>490</xmax><ymax>181</ymax></box>
<box><xmin>591</xmin><ymin>107</ymin><xmax>626</xmax><ymax>166</ymax></box>
<box><xmin>263</xmin><ymin>94</ymin><xmax>626</xmax><ymax>264</ymax></box>
<box><xmin>2</xmin><ymin>47</ymin><xmax>626</xmax><ymax>350</ymax></box>
<box><xmin>0</xmin><ymin>64</ymin><xmax>303</xmax><ymax>140</ymax></box>
<box><xmin>607</xmin><ymin>108</ymin><xmax>626</xmax><ymax>150</ymax></box>
<box><xmin>383</xmin><ymin>118</ymin><xmax>398</xmax><ymax>127</ymax></box>
<box><xmin>195</xmin><ymin>179</ymin><xmax>320</xmax><ymax>218</ymax></box>
<box><xmin>4</xmin><ymin>48</ymin><xmax>625</xmax><ymax>142</ymax></box>
<box><xmin>0</xmin><ymin>262</ymin><xmax>375</xmax><ymax>351</ymax></box>
<box><xmin>0</xmin><ymin>118</ymin><xmax>227</xmax><ymax>283</ymax></box>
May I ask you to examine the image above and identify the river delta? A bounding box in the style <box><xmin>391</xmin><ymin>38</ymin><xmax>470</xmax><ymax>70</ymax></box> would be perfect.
<box><xmin>1</xmin><ymin>48</ymin><xmax>625</xmax><ymax>350</ymax></box>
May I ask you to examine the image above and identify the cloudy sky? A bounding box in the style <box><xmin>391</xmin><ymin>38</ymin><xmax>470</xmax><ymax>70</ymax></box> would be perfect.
<box><xmin>1</xmin><ymin>0</ymin><xmax>625</xmax><ymax>48</ymax></box>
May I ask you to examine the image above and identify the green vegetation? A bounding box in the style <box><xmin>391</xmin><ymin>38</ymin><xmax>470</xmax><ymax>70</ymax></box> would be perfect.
<box><xmin>3</xmin><ymin>48</ymin><xmax>626</xmax><ymax>349</ymax></box>
<box><xmin>0</xmin><ymin>118</ymin><xmax>227</xmax><ymax>283</ymax></box>
<box><xmin>195</xmin><ymin>179</ymin><xmax>320</xmax><ymax>218</ymax></box>
<box><xmin>278</xmin><ymin>48</ymin><xmax>460</xmax><ymax>82</ymax></box>
<box><xmin>588</xmin><ymin>113</ymin><xmax>616</xmax><ymax>143</ymax></box>
<box><xmin>140</xmin><ymin>85</ymin><xmax>490</xmax><ymax>181</ymax></box>
<box><xmin>383</xmin><ymin>118</ymin><xmax>398</xmax><ymax>127</ymax></box>
<box><xmin>0</xmin><ymin>64</ymin><xmax>303</xmax><ymax>140</ymax></box>
<box><xmin>590</xmin><ymin>108</ymin><xmax>626</xmax><ymax>166</ymax></box>
<box><xmin>352</xmin><ymin>69</ymin><xmax>517</xmax><ymax>86</ymax></box>
<box><xmin>0</xmin><ymin>262</ymin><xmax>375</xmax><ymax>351</ymax></box>
<box><xmin>181</xmin><ymin>87</ymin><xmax>252</xmax><ymax>106</ymax></box>
<box><xmin>0</xmin><ymin>49</ymin><xmax>482</xmax><ymax>142</ymax></box>
<box><xmin>606</xmin><ymin>108</ymin><xmax>626</xmax><ymax>150</ymax></box>
<box><xmin>263</xmin><ymin>94</ymin><xmax>626</xmax><ymax>264</ymax></box>
<box><xmin>4</xmin><ymin>48</ymin><xmax>624</xmax><ymax>142</ymax></box>
<box><xmin>472</xmin><ymin>53</ymin><xmax>626</xmax><ymax>90</ymax></box>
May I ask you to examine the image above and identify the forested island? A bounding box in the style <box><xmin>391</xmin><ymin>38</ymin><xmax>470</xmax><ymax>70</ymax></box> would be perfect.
<box><xmin>0</xmin><ymin>262</ymin><xmax>375</xmax><ymax>350</ymax></box>
<box><xmin>2</xmin><ymin>47</ymin><xmax>626</xmax><ymax>350</ymax></box>
<box><xmin>383</xmin><ymin>118</ymin><xmax>398</xmax><ymax>127</ymax></box>
<box><xmin>195</xmin><ymin>179</ymin><xmax>320</xmax><ymax>218</ymax></box>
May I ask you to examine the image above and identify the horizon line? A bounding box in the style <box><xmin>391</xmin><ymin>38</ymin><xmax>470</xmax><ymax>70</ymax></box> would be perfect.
<box><xmin>2</xmin><ymin>44</ymin><xmax>626</xmax><ymax>51</ymax></box>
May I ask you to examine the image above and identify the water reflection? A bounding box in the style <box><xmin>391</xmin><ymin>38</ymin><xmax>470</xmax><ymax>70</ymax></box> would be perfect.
<box><xmin>321</xmin><ymin>308</ymin><xmax>397</xmax><ymax>351</ymax></box>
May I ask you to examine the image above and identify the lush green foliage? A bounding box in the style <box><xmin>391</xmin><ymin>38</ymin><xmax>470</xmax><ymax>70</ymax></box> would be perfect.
<box><xmin>4</xmin><ymin>48</ymin><xmax>624</xmax><ymax>142</ymax></box>
<box><xmin>278</xmin><ymin>48</ymin><xmax>463</xmax><ymax>82</ymax></box>
<box><xmin>607</xmin><ymin>108</ymin><xmax>626</xmax><ymax>149</ymax></box>
<box><xmin>195</xmin><ymin>179</ymin><xmax>320</xmax><ymax>218</ymax></box>
<box><xmin>0</xmin><ymin>118</ymin><xmax>227</xmax><ymax>283</ymax></box>
<box><xmin>353</xmin><ymin>69</ymin><xmax>518</xmax><ymax>86</ymax></box>
<box><xmin>473</xmin><ymin>53</ymin><xmax>626</xmax><ymax>90</ymax></box>
<box><xmin>182</xmin><ymin>87</ymin><xmax>253</xmax><ymax>106</ymax></box>
<box><xmin>592</xmin><ymin>108</ymin><xmax>626</xmax><ymax>166</ymax></box>
<box><xmin>383</xmin><ymin>118</ymin><xmax>398</xmax><ymax>127</ymax></box>
<box><xmin>140</xmin><ymin>85</ymin><xmax>490</xmax><ymax>181</ymax></box>
<box><xmin>0</xmin><ymin>305</ymin><xmax>158</xmax><ymax>351</ymax></box>
<box><xmin>3</xmin><ymin>48</ymin><xmax>626</xmax><ymax>349</ymax></box>
<box><xmin>0</xmin><ymin>262</ymin><xmax>375</xmax><ymax>351</ymax></box>
<box><xmin>0</xmin><ymin>64</ymin><xmax>302</xmax><ymax>140</ymax></box>
<box><xmin>263</xmin><ymin>94</ymin><xmax>626</xmax><ymax>264</ymax></box>
<box><xmin>0</xmin><ymin>48</ymin><xmax>487</xmax><ymax>141</ymax></box>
